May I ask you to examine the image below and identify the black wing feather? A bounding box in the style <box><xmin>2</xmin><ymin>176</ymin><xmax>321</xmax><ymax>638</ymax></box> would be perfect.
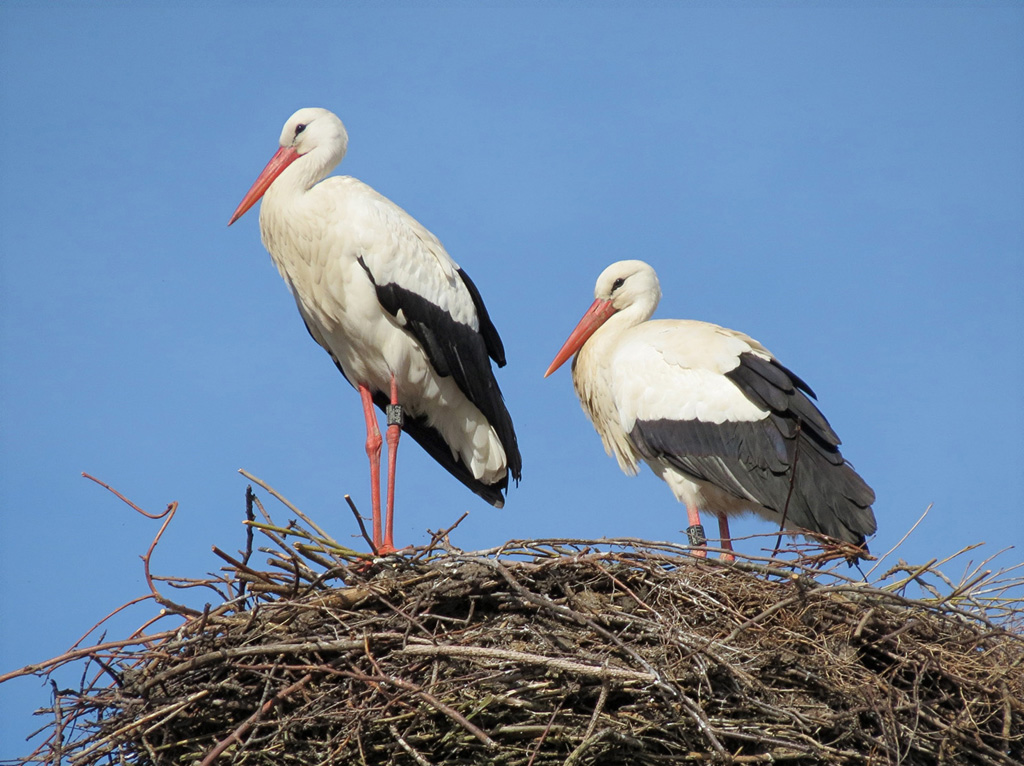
<box><xmin>457</xmin><ymin>268</ymin><xmax>506</xmax><ymax>367</ymax></box>
<box><xmin>631</xmin><ymin>352</ymin><xmax>875</xmax><ymax>547</ymax></box>
<box><xmin>357</xmin><ymin>258</ymin><xmax>522</xmax><ymax>486</ymax></box>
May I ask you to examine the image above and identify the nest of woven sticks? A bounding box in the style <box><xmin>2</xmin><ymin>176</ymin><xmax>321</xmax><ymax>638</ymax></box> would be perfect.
<box><xmin>10</xmin><ymin>472</ymin><xmax>1024</xmax><ymax>765</ymax></box>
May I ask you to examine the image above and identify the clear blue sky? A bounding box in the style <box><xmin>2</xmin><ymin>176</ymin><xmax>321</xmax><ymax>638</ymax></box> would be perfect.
<box><xmin>2</xmin><ymin>2</ymin><xmax>1022</xmax><ymax>755</ymax></box>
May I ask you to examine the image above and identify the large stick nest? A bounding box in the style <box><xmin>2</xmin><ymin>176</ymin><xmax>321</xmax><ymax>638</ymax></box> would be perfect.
<box><xmin>9</xmin><ymin>474</ymin><xmax>1024</xmax><ymax>765</ymax></box>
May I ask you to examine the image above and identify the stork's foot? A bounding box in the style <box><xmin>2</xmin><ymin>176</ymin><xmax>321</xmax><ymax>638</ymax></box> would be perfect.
<box><xmin>352</xmin><ymin>545</ymin><xmax>411</xmax><ymax>576</ymax></box>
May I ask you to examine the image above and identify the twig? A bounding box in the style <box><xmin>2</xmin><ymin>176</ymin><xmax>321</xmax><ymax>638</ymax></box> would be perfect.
<box><xmin>344</xmin><ymin>494</ymin><xmax>375</xmax><ymax>551</ymax></box>
<box><xmin>389</xmin><ymin>724</ymin><xmax>436</xmax><ymax>766</ymax></box>
<box><xmin>0</xmin><ymin>629</ymin><xmax>180</xmax><ymax>684</ymax></box>
<box><xmin>81</xmin><ymin>472</ymin><xmax>175</xmax><ymax>519</ymax></box>
<box><xmin>65</xmin><ymin>594</ymin><xmax>155</xmax><ymax>652</ymax></box>
<box><xmin>71</xmin><ymin>690</ymin><xmax>212</xmax><ymax>763</ymax></box>
<box><xmin>239</xmin><ymin>469</ymin><xmax>352</xmax><ymax>553</ymax></box>
<box><xmin>340</xmin><ymin>667</ymin><xmax>498</xmax><ymax>750</ymax></box>
<box><xmin>199</xmin><ymin>674</ymin><xmax>312</xmax><ymax>766</ymax></box>
<box><xmin>242</xmin><ymin>484</ymin><xmax>256</xmax><ymax>567</ymax></box>
<box><xmin>866</xmin><ymin>504</ymin><xmax>932</xmax><ymax>580</ymax></box>
<box><xmin>49</xmin><ymin>680</ymin><xmax>63</xmax><ymax>765</ymax></box>
<box><xmin>772</xmin><ymin>420</ymin><xmax>801</xmax><ymax>557</ymax></box>
<box><xmin>411</xmin><ymin>512</ymin><xmax>470</xmax><ymax>563</ymax></box>
<box><xmin>398</xmin><ymin>643</ymin><xmax>656</xmax><ymax>683</ymax></box>
<box><xmin>211</xmin><ymin>545</ymin><xmax>278</xmax><ymax>585</ymax></box>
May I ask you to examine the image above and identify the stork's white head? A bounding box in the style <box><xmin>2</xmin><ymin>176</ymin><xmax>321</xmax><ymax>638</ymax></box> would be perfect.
<box><xmin>544</xmin><ymin>260</ymin><xmax>662</xmax><ymax>377</ymax></box>
<box><xmin>593</xmin><ymin>260</ymin><xmax>661</xmax><ymax>315</ymax></box>
<box><xmin>229</xmin><ymin>107</ymin><xmax>349</xmax><ymax>225</ymax></box>
<box><xmin>277</xmin><ymin>107</ymin><xmax>349</xmax><ymax>164</ymax></box>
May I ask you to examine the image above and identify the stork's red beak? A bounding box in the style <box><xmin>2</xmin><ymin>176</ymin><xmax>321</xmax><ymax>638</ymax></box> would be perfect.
<box><xmin>228</xmin><ymin>146</ymin><xmax>301</xmax><ymax>225</ymax></box>
<box><xmin>544</xmin><ymin>298</ymin><xmax>617</xmax><ymax>377</ymax></box>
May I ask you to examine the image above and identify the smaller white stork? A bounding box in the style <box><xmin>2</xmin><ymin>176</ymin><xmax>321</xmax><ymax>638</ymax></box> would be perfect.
<box><xmin>545</xmin><ymin>260</ymin><xmax>875</xmax><ymax>560</ymax></box>
<box><xmin>229</xmin><ymin>108</ymin><xmax>521</xmax><ymax>554</ymax></box>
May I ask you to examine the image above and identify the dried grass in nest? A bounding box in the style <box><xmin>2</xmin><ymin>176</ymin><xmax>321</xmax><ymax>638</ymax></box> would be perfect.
<box><xmin>7</xmin><ymin>471</ymin><xmax>1024</xmax><ymax>765</ymax></box>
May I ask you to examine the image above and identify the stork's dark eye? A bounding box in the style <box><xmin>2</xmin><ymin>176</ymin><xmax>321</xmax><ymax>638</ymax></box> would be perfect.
<box><xmin>611</xmin><ymin>277</ymin><xmax>626</xmax><ymax>292</ymax></box>
<box><xmin>294</xmin><ymin>123</ymin><xmax>307</xmax><ymax>136</ymax></box>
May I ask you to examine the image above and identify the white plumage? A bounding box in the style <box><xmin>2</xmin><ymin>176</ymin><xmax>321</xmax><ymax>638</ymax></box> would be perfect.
<box><xmin>546</xmin><ymin>260</ymin><xmax>875</xmax><ymax>560</ymax></box>
<box><xmin>230</xmin><ymin>108</ymin><xmax>520</xmax><ymax>553</ymax></box>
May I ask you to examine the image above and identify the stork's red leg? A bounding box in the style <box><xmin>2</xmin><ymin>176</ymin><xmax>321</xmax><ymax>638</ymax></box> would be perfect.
<box><xmin>685</xmin><ymin>505</ymin><xmax>707</xmax><ymax>559</ymax></box>
<box><xmin>381</xmin><ymin>374</ymin><xmax>402</xmax><ymax>554</ymax></box>
<box><xmin>717</xmin><ymin>515</ymin><xmax>735</xmax><ymax>562</ymax></box>
<box><xmin>358</xmin><ymin>384</ymin><xmax>383</xmax><ymax>551</ymax></box>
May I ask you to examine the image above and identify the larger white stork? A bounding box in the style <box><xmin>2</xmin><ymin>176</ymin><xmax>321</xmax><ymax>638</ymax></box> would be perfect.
<box><xmin>545</xmin><ymin>260</ymin><xmax>875</xmax><ymax>559</ymax></box>
<box><xmin>229</xmin><ymin>107</ymin><xmax>521</xmax><ymax>554</ymax></box>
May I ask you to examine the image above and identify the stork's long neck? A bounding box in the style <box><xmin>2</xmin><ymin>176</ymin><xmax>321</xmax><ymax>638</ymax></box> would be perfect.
<box><xmin>269</xmin><ymin>144</ymin><xmax>343</xmax><ymax>205</ymax></box>
<box><xmin>570</xmin><ymin>292</ymin><xmax>659</xmax><ymax>475</ymax></box>
<box><xmin>588</xmin><ymin>292</ymin><xmax>659</xmax><ymax>359</ymax></box>
<box><xmin>259</xmin><ymin>143</ymin><xmax>344</xmax><ymax>265</ymax></box>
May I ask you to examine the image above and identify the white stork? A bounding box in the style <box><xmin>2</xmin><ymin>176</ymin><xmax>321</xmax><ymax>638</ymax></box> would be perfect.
<box><xmin>545</xmin><ymin>260</ymin><xmax>875</xmax><ymax>560</ymax></box>
<box><xmin>229</xmin><ymin>107</ymin><xmax>521</xmax><ymax>554</ymax></box>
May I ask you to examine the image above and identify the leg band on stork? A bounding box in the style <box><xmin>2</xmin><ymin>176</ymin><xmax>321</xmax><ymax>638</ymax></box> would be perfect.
<box><xmin>685</xmin><ymin>504</ymin><xmax>707</xmax><ymax>558</ymax></box>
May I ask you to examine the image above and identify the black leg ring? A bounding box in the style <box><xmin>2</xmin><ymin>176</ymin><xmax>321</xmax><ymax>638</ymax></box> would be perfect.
<box><xmin>686</xmin><ymin>524</ymin><xmax>707</xmax><ymax>547</ymax></box>
<box><xmin>386</xmin><ymin>404</ymin><xmax>404</xmax><ymax>428</ymax></box>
